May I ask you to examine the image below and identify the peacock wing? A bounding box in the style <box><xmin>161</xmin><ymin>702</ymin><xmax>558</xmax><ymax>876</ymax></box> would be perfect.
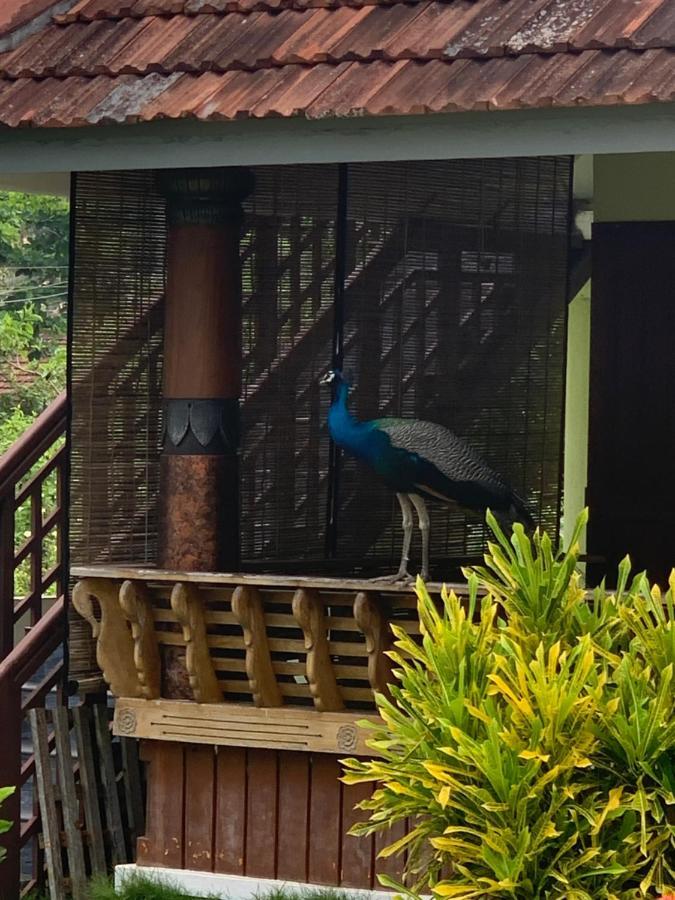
<box><xmin>375</xmin><ymin>418</ymin><xmax>512</xmax><ymax>504</ymax></box>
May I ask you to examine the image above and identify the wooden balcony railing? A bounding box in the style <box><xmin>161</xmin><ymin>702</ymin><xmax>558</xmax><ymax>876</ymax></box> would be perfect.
<box><xmin>0</xmin><ymin>391</ymin><xmax>68</xmax><ymax>656</ymax></box>
<box><xmin>0</xmin><ymin>392</ymin><xmax>68</xmax><ymax>898</ymax></box>
<box><xmin>70</xmin><ymin>567</ymin><xmax>446</xmax><ymax>752</ymax></box>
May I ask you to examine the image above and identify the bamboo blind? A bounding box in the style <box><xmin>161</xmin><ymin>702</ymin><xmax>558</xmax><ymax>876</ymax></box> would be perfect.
<box><xmin>69</xmin><ymin>159</ymin><xmax>571</xmax><ymax>581</ymax></box>
<box><xmin>68</xmin><ymin>171</ymin><xmax>166</xmax><ymax>684</ymax></box>
<box><xmin>338</xmin><ymin>158</ymin><xmax>570</xmax><ymax>567</ymax></box>
<box><xmin>69</xmin><ymin>171</ymin><xmax>166</xmax><ymax>569</ymax></box>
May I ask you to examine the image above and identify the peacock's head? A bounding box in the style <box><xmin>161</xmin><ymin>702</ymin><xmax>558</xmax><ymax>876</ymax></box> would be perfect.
<box><xmin>320</xmin><ymin>368</ymin><xmax>352</xmax><ymax>390</ymax></box>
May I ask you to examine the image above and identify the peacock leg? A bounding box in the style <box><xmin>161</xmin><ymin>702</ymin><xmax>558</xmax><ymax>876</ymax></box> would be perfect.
<box><xmin>369</xmin><ymin>493</ymin><xmax>414</xmax><ymax>583</ymax></box>
<box><xmin>410</xmin><ymin>493</ymin><xmax>430</xmax><ymax>581</ymax></box>
<box><xmin>396</xmin><ymin>492</ymin><xmax>414</xmax><ymax>578</ymax></box>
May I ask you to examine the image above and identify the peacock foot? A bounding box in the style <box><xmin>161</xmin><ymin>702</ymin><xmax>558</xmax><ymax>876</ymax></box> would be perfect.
<box><xmin>367</xmin><ymin>571</ymin><xmax>414</xmax><ymax>585</ymax></box>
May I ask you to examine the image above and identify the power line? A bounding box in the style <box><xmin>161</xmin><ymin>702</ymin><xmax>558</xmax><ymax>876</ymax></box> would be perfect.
<box><xmin>0</xmin><ymin>293</ymin><xmax>68</xmax><ymax>308</ymax></box>
<box><xmin>0</xmin><ymin>283</ymin><xmax>68</xmax><ymax>299</ymax></box>
<box><xmin>0</xmin><ymin>282</ymin><xmax>67</xmax><ymax>295</ymax></box>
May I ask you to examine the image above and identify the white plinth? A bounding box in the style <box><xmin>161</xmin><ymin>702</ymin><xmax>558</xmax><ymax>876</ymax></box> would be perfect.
<box><xmin>114</xmin><ymin>865</ymin><xmax>397</xmax><ymax>900</ymax></box>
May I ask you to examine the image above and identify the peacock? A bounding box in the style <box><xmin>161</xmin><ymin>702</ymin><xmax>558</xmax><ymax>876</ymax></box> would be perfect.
<box><xmin>322</xmin><ymin>369</ymin><xmax>534</xmax><ymax>582</ymax></box>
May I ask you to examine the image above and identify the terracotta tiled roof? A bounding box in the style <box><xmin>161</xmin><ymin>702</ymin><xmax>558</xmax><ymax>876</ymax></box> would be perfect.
<box><xmin>0</xmin><ymin>0</ymin><xmax>60</xmax><ymax>39</ymax></box>
<box><xmin>0</xmin><ymin>0</ymin><xmax>673</xmax><ymax>127</ymax></box>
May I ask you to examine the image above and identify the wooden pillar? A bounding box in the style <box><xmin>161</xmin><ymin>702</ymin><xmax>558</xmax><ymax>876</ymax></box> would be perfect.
<box><xmin>157</xmin><ymin>168</ymin><xmax>253</xmax><ymax>695</ymax></box>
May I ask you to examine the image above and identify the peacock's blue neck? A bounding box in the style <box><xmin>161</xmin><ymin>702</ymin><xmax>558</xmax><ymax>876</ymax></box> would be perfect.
<box><xmin>328</xmin><ymin>381</ymin><xmax>375</xmax><ymax>457</ymax></box>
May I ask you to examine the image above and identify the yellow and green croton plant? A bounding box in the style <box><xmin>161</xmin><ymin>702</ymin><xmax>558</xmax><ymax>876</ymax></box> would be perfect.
<box><xmin>342</xmin><ymin>511</ymin><xmax>674</xmax><ymax>900</ymax></box>
<box><xmin>0</xmin><ymin>786</ymin><xmax>14</xmax><ymax>866</ymax></box>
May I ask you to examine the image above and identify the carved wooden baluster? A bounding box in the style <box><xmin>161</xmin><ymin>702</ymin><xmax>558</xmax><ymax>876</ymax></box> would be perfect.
<box><xmin>118</xmin><ymin>580</ymin><xmax>161</xmax><ymax>700</ymax></box>
<box><xmin>170</xmin><ymin>583</ymin><xmax>223</xmax><ymax>703</ymax></box>
<box><xmin>292</xmin><ymin>588</ymin><xmax>344</xmax><ymax>712</ymax></box>
<box><xmin>231</xmin><ymin>585</ymin><xmax>282</xmax><ymax>708</ymax></box>
<box><xmin>71</xmin><ymin>578</ymin><xmax>142</xmax><ymax>697</ymax></box>
<box><xmin>354</xmin><ymin>591</ymin><xmax>393</xmax><ymax>698</ymax></box>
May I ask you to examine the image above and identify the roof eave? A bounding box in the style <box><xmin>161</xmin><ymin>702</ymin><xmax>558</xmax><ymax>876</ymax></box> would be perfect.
<box><xmin>0</xmin><ymin>102</ymin><xmax>674</xmax><ymax>177</ymax></box>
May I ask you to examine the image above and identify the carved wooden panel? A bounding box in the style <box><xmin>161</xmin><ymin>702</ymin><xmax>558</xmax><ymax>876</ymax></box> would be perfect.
<box><xmin>72</xmin><ymin>579</ymin><xmax>143</xmax><ymax>698</ymax></box>
<box><xmin>171</xmin><ymin>583</ymin><xmax>223</xmax><ymax>703</ymax></box>
<box><xmin>114</xmin><ymin>698</ymin><xmax>377</xmax><ymax>754</ymax></box>
<box><xmin>292</xmin><ymin>588</ymin><xmax>344</xmax><ymax>712</ymax></box>
<box><xmin>354</xmin><ymin>591</ymin><xmax>393</xmax><ymax>696</ymax></box>
<box><xmin>119</xmin><ymin>580</ymin><xmax>161</xmax><ymax>699</ymax></box>
<box><xmin>231</xmin><ymin>585</ymin><xmax>282</xmax><ymax>707</ymax></box>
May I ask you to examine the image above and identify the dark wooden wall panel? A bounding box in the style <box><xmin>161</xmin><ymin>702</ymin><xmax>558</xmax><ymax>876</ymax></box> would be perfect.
<box><xmin>375</xmin><ymin>819</ymin><xmax>407</xmax><ymax>885</ymax></box>
<box><xmin>308</xmin><ymin>755</ymin><xmax>343</xmax><ymax>885</ymax></box>
<box><xmin>138</xmin><ymin>745</ymin><xmax>393</xmax><ymax>889</ymax></box>
<box><xmin>214</xmin><ymin>749</ymin><xmax>246</xmax><ymax>874</ymax></box>
<box><xmin>341</xmin><ymin>781</ymin><xmax>374</xmax><ymax>888</ymax></box>
<box><xmin>588</xmin><ymin>221</ymin><xmax>675</xmax><ymax>585</ymax></box>
<box><xmin>246</xmin><ymin>750</ymin><xmax>278</xmax><ymax>878</ymax></box>
<box><xmin>277</xmin><ymin>751</ymin><xmax>310</xmax><ymax>882</ymax></box>
<box><xmin>185</xmin><ymin>746</ymin><xmax>215</xmax><ymax>871</ymax></box>
<box><xmin>138</xmin><ymin>743</ymin><xmax>185</xmax><ymax>868</ymax></box>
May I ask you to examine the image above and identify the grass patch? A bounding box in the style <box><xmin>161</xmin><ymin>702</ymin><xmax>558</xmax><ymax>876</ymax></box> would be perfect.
<box><xmin>88</xmin><ymin>874</ymin><xmax>364</xmax><ymax>900</ymax></box>
<box><xmin>256</xmin><ymin>889</ymin><xmax>365</xmax><ymax>900</ymax></box>
<box><xmin>88</xmin><ymin>873</ymin><xmax>220</xmax><ymax>900</ymax></box>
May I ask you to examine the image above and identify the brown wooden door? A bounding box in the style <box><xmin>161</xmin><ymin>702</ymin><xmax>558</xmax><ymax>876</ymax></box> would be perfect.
<box><xmin>588</xmin><ymin>221</ymin><xmax>675</xmax><ymax>586</ymax></box>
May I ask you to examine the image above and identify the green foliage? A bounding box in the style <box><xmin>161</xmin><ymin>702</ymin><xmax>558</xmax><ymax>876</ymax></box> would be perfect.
<box><xmin>0</xmin><ymin>303</ymin><xmax>66</xmax><ymax>414</ymax></box>
<box><xmin>0</xmin><ymin>786</ymin><xmax>15</xmax><ymax>866</ymax></box>
<box><xmin>342</xmin><ymin>511</ymin><xmax>675</xmax><ymax>899</ymax></box>
<box><xmin>0</xmin><ymin>191</ymin><xmax>68</xmax><ymax>269</ymax></box>
<box><xmin>0</xmin><ymin>191</ymin><xmax>68</xmax><ymax>416</ymax></box>
<box><xmin>0</xmin><ymin>192</ymin><xmax>69</xmax><ymax>603</ymax></box>
<box><xmin>0</xmin><ymin>190</ymin><xmax>69</xmax><ymax>427</ymax></box>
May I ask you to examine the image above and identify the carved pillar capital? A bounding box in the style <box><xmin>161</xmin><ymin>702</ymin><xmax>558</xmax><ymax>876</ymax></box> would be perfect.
<box><xmin>162</xmin><ymin>398</ymin><xmax>239</xmax><ymax>455</ymax></box>
<box><xmin>156</xmin><ymin>167</ymin><xmax>254</xmax><ymax>226</ymax></box>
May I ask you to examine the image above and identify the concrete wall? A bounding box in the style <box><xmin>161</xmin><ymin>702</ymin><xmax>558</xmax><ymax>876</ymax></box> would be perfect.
<box><xmin>594</xmin><ymin>152</ymin><xmax>675</xmax><ymax>222</ymax></box>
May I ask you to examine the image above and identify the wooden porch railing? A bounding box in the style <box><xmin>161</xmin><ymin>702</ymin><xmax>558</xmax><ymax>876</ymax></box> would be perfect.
<box><xmin>0</xmin><ymin>392</ymin><xmax>68</xmax><ymax>898</ymax></box>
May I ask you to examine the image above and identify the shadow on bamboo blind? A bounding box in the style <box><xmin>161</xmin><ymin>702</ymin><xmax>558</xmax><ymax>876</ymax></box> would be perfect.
<box><xmin>239</xmin><ymin>166</ymin><xmax>339</xmax><ymax>563</ymax></box>
<box><xmin>337</xmin><ymin>158</ymin><xmax>571</xmax><ymax>569</ymax></box>
<box><xmin>69</xmin><ymin>159</ymin><xmax>570</xmax><ymax>578</ymax></box>
<box><xmin>69</xmin><ymin>171</ymin><xmax>166</xmax><ymax>568</ymax></box>
<box><xmin>240</xmin><ymin>159</ymin><xmax>570</xmax><ymax>571</ymax></box>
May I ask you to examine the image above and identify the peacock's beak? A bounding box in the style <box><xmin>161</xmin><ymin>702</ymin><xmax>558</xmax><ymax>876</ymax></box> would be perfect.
<box><xmin>320</xmin><ymin>371</ymin><xmax>336</xmax><ymax>385</ymax></box>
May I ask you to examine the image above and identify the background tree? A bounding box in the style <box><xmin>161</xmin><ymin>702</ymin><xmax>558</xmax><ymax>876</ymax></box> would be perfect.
<box><xmin>0</xmin><ymin>190</ymin><xmax>69</xmax><ymax>451</ymax></box>
<box><xmin>0</xmin><ymin>191</ymin><xmax>69</xmax><ymax>600</ymax></box>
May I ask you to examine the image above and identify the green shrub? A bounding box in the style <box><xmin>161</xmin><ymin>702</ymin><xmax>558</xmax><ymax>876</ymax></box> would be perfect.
<box><xmin>342</xmin><ymin>511</ymin><xmax>675</xmax><ymax>899</ymax></box>
<box><xmin>0</xmin><ymin>787</ymin><xmax>14</xmax><ymax>866</ymax></box>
